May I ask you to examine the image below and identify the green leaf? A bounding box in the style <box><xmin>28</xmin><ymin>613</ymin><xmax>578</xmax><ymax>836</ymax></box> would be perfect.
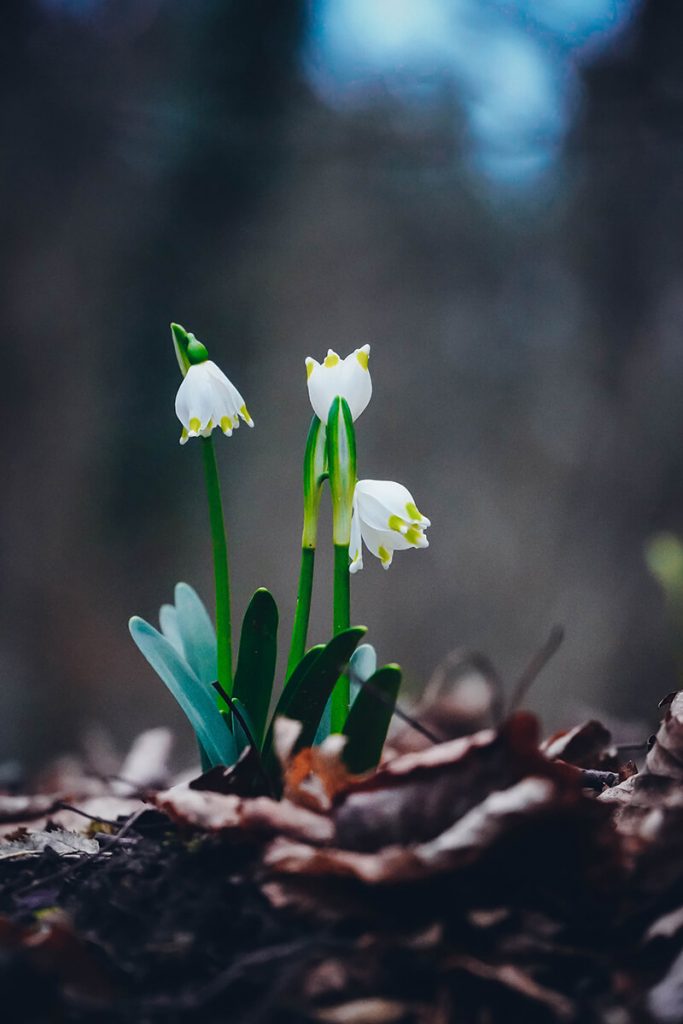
<box><xmin>342</xmin><ymin>664</ymin><xmax>402</xmax><ymax>774</ymax></box>
<box><xmin>262</xmin><ymin>644</ymin><xmax>324</xmax><ymax>762</ymax></box>
<box><xmin>266</xmin><ymin>627</ymin><xmax>365</xmax><ymax>757</ymax></box>
<box><xmin>233</xmin><ymin>588</ymin><xmax>279</xmax><ymax>747</ymax></box>
<box><xmin>173</xmin><ymin>583</ymin><xmax>218</xmax><ymax>690</ymax></box>
<box><xmin>314</xmin><ymin>642</ymin><xmax>378</xmax><ymax>745</ymax></box>
<box><xmin>129</xmin><ymin>616</ymin><xmax>236</xmax><ymax>768</ymax></box>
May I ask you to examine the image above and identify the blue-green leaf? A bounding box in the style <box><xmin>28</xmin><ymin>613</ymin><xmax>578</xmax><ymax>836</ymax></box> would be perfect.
<box><xmin>129</xmin><ymin>616</ymin><xmax>235</xmax><ymax>768</ymax></box>
<box><xmin>233</xmin><ymin>588</ymin><xmax>278</xmax><ymax>748</ymax></box>
<box><xmin>342</xmin><ymin>664</ymin><xmax>402</xmax><ymax>774</ymax></box>
<box><xmin>349</xmin><ymin>643</ymin><xmax>377</xmax><ymax>703</ymax></box>
<box><xmin>173</xmin><ymin>583</ymin><xmax>218</xmax><ymax>690</ymax></box>
<box><xmin>159</xmin><ymin>603</ymin><xmax>183</xmax><ymax>656</ymax></box>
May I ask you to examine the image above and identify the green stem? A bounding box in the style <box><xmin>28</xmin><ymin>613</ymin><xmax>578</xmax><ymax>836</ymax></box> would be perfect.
<box><xmin>330</xmin><ymin>542</ymin><xmax>351</xmax><ymax>731</ymax></box>
<box><xmin>287</xmin><ymin>546</ymin><xmax>316</xmax><ymax>679</ymax></box>
<box><xmin>201</xmin><ymin>436</ymin><xmax>233</xmax><ymax>695</ymax></box>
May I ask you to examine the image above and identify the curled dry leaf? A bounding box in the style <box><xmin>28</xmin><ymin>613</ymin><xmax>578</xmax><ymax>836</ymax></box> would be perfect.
<box><xmin>646</xmin><ymin>691</ymin><xmax>683</xmax><ymax>780</ymax></box>
<box><xmin>599</xmin><ymin>691</ymin><xmax>683</xmax><ymax>836</ymax></box>
<box><xmin>541</xmin><ymin>720</ymin><xmax>614</xmax><ymax>769</ymax></box>
<box><xmin>265</xmin><ymin>777</ymin><xmax>561</xmax><ymax>884</ymax></box>
<box><xmin>334</xmin><ymin>713</ymin><xmax>574</xmax><ymax>853</ymax></box>
<box><xmin>153</xmin><ymin>787</ymin><xmax>334</xmax><ymax>844</ymax></box>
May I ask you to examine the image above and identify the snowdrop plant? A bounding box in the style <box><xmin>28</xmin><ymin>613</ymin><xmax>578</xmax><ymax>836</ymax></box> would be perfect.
<box><xmin>129</xmin><ymin>326</ymin><xmax>429</xmax><ymax>786</ymax></box>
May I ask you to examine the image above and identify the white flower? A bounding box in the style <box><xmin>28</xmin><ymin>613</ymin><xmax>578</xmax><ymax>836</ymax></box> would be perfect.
<box><xmin>305</xmin><ymin>345</ymin><xmax>371</xmax><ymax>424</ymax></box>
<box><xmin>349</xmin><ymin>479</ymin><xmax>430</xmax><ymax>573</ymax></box>
<box><xmin>175</xmin><ymin>360</ymin><xmax>253</xmax><ymax>445</ymax></box>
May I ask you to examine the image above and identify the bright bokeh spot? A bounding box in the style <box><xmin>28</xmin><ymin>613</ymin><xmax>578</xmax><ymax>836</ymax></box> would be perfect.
<box><xmin>305</xmin><ymin>0</ymin><xmax>641</xmax><ymax>188</ymax></box>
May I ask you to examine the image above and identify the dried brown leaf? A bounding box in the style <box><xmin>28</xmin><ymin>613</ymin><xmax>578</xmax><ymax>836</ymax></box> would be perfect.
<box><xmin>265</xmin><ymin>777</ymin><xmax>559</xmax><ymax>884</ymax></box>
<box><xmin>646</xmin><ymin>692</ymin><xmax>683</xmax><ymax>780</ymax></box>
<box><xmin>154</xmin><ymin>787</ymin><xmax>334</xmax><ymax>843</ymax></box>
<box><xmin>541</xmin><ymin>720</ymin><xmax>613</xmax><ymax>768</ymax></box>
<box><xmin>334</xmin><ymin>714</ymin><xmax>571</xmax><ymax>852</ymax></box>
<box><xmin>284</xmin><ymin>734</ymin><xmax>352</xmax><ymax>812</ymax></box>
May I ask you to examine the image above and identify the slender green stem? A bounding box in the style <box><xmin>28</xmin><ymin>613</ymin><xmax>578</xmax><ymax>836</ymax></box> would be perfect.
<box><xmin>287</xmin><ymin>546</ymin><xmax>316</xmax><ymax>679</ymax></box>
<box><xmin>201</xmin><ymin>436</ymin><xmax>233</xmax><ymax>694</ymax></box>
<box><xmin>330</xmin><ymin>542</ymin><xmax>351</xmax><ymax>731</ymax></box>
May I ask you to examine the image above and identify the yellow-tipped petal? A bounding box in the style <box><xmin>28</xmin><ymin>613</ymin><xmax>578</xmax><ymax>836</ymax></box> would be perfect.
<box><xmin>324</xmin><ymin>350</ymin><xmax>340</xmax><ymax>368</ymax></box>
<box><xmin>388</xmin><ymin>514</ymin><xmax>407</xmax><ymax>534</ymax></box>
<box><xmin>356</xmin><ymin>347</ymin><xmax>369</xmax><ymax>370</ymax></box>
<box><xmin>378</xmin><ymin>545</ymin><xmax>392</xmax><ymax>569</ymax></box>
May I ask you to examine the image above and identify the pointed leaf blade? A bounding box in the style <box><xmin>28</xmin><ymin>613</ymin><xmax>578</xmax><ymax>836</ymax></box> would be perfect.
<box><xmin>159</xmin><ymin>603</ymin><xmax>184</xmax><ymax>656</ymax></box>
<box><xmin>233</xmin><ymin>588</ymin><xmax>279</xmax><ymax>747</ymax></box>
<box><xmin>274</xmin><ymin>627</ymin><xmax>366</xmax><ymax>751</ymax></box>
<box><xmin>129</xmin><ymin>616</ymin><xmax>236</xmax><ymax>768</ymax></box>
<box><xmin>174</xmin><ymin>583</ymin><xmax>218</xmax><ymax>689</ymax></box>
<box><xmin>342</xmin><ymin>664</ymin><xmax>402</xmax><ymax>774</ymax></box>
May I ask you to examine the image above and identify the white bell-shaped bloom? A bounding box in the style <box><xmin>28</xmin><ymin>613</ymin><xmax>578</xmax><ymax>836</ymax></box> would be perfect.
<box><xmin>175</xmin><ymin>360</ymin><xmax>253</xmax><ymax>444</ymax></box>
<box><xmin>305</xmin><ymin>345</ymin><xmax>371</xmax><ymax>424</ymax></box>
<box><xmin>349</xmin><ymin>479</ymin><xmax>430</xmax><ymax>573</ymax></box>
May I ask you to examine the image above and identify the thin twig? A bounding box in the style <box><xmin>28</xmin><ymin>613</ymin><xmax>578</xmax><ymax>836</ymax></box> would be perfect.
<box><xmin>212</xmin><ymin>681</ymin><xmax>275</xmax><ymax>798</ymax></box>
<box><xmin>353</xmin><ymin>673</ymin><xmax>445</xmax><ymax>745</ymax></box>
<box><xmin>508</xmin><ymin>625</ymin><xmax>565</xmax><ymax>714</ymax></box>
<box><xmin>56</xmin><ymin>802</ymin><xmax>130</xmax><ymax>829</ymax></box>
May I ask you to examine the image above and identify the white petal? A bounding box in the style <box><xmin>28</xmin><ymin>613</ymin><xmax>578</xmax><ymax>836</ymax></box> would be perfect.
<box><xmin>176</xmin><ymin>360</ymin><xmax>253</xmax><ymax>441</ymax></box>
<box><xmin>306</xmin><ymin>355</ymin><xmax>345</xmax><ymax>424</ymax></box>
<box><xmin>337</xmin><ymin>345</ymin><xmax>372</xmax><ymax>421</ymax></box>
<box><xmin>174</xmin><ymin>364</ymin><xmax>214</xmax><ymax>431</ymax></box>
<box><xmin>359</xmin><ymin>522</ymin><xmax>411</xmax><ymax>560</ymax></box>
<box><xmin>349</xmin><ymin>500</ymin><xmax>363</xmax><ymax>573</ymax></box>
<box><xmin>354</xmin><ymin>480</ymin><xmax>413</xmax><ymax>531</ymax></box>
<box><xmin>305</xmin><ymin>346</ymin><xmax>372</xmax><ymax>424</ymax></box>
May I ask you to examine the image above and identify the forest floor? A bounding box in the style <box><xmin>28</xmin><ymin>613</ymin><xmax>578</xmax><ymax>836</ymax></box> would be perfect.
<box><xmin>2</xmin><ymin>675</ymin><xmax>683</xmax><ymax>1024</ymax></box>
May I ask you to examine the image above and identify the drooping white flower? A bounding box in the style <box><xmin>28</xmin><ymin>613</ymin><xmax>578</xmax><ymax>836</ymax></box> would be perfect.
<box><xmin>305</xmin><ymin>345</ymin><xmax>371</xmax><ymax>424</ymax></box>
<box><xmin>349</xmin><ymin>479</ymin><xmax>430</xmax><ymax>573</ymax></box>
<box><xmin>175</xmin><ymin>360</ymin><xmax>253</xmax><ymax>444</ymax></box>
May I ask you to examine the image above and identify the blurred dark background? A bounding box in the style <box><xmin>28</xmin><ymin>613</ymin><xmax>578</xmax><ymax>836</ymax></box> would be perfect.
<box><xmin>2</xmin><ymin>0</ymin><xmax>683</xmax><ymax>767</ymax></box>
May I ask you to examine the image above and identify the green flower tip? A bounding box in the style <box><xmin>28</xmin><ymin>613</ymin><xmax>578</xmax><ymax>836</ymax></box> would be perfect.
<box><xmin>187</xmin><ymin>336</ymin><xmax>209</xmax><ymax>364</ymax></box>
<box><xmin>170</xmin><ymin>322</ymin><xmax>209</xmax><ymax>375</ymax></box>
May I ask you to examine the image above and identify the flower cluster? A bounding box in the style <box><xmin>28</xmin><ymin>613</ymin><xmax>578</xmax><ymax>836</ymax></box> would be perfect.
<box><xmin>173</xmin><ymin>333</ymin><xmax>429</xmax><ymax>573</ymax></box>
<box><xmin>305</xmin><ymin>344</ymin><xmax>430</xmax><ymax>572</ymax></box>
